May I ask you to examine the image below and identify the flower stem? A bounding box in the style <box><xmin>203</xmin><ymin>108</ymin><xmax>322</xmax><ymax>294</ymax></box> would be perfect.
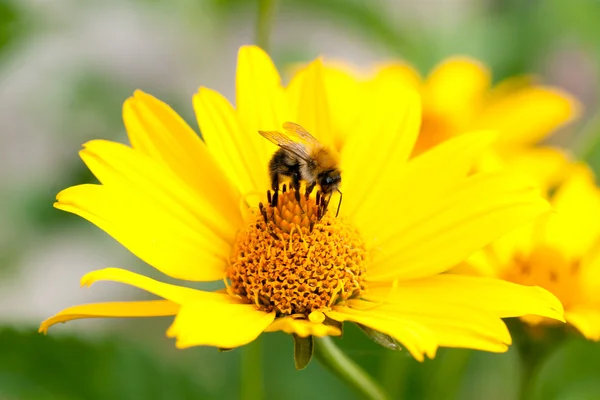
<box><xmin>241</xmin><ymin>337</ymin><xmax>264</xmax><ymax>400</ymax></box>
<box><xmin>256</xmin><ymin>0</ymin><xmax>277</xmax><ymax>52</ymax></box>
<box><xmin>314</xmin><ymin>337</ymin><xmax>389</xmax><ymax>400</ymax></box>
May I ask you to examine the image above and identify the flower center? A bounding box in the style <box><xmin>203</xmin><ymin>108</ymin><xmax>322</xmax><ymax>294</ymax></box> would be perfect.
<box><xmin>502</xmin><ymin>246</ymin><xmax>581</xmax><ymax>309</ymax></box>
<box><xmin>227</xmin><ymin>187</ymin><xmax>367</xmax><ymax>316</ymax></box>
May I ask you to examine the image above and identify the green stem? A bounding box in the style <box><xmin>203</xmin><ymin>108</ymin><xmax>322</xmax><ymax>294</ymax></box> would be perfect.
<box><xmin>256</xmin><ymin>0</ymin><xmax>277</xmax><ymax>52</ymax></box>
<box><xmin>240</xmin><ymin>337</ymin><xmax>263</xmax><ymax>400</ymax></box>
<box><xmin>314</xmin><ymin>337</ymin><xmax>389</xmax><ymax>400</ymax></box>
<box><xmin>379</xmin><ymin>351</ymin><xmax>409</xmax><ymax>399</ymax></box>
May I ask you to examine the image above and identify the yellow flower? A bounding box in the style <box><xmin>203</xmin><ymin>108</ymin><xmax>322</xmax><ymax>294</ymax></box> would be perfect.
<box><xmin>393</xmin><ymin>57</ymin><xmax>580</xmax><ymax>155</ymax></box>
<box><xmin>40</xmin><ymin>46</ymin><xmax>564</xmax><ymax>362</ymax></box>
<box><xmin>463</xmin><ymin>164</ymin><xmax>600</xmax><ymax>340</ymax></box>
<box><xmin>321</xmin><ymin>57</ymin><xmax>580</xmax><ymax>188</ymax></box>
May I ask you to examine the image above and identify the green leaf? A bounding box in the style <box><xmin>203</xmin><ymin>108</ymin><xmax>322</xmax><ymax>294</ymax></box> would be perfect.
<box><xmin>293</xmin><ymin>334</ymin><xmax>314</xmax><ymax>370</ymax></box>
<box><xmin>356</xmin><ymin>324</ymin><xmax>401</xmax><ymax>351</ymax></box>
<box><xmin>0</xmin><ymin>327</ymin><xmax>210</xmax><ymax>400</ymax></box>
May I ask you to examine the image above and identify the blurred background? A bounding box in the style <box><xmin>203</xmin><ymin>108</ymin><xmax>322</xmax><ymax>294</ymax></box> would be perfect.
<box><xmin>1</xmin><ymin>0</ymin><xmax>599</xmax><ymax>399</ymax></box>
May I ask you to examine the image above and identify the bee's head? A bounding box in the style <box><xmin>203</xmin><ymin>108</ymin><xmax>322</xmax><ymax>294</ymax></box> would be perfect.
<box><xmin>318</xmin><ymin>169</ymin><xmax>341</xmax><ymax>194</ymax></box>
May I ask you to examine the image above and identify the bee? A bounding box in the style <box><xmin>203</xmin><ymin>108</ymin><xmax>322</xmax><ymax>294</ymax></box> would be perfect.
<box><xmin>259</xmin><ymin>122</ymin><xmax>342</xmax><ymax>216</ymax></box>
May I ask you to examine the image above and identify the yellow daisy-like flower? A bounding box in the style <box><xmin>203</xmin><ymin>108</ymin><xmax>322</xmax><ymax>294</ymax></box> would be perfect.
<box><xmin>41</xmin><ymin>46</ymin><xmax>564</xmax><ymax>363</ymax></box>
<box><xmin>397</xmin><ymin>57</ymin><xmax>580</xmax><ymax>156</ymax></box>
<box><xmin>464</xmin><ymin>164</ymin><xmax>600</xmax><ymax>340</ymax></box>
<box><xmin>321</xmin><ymin>57</ymin><xmax>580</xmax><ymax>188</ymax></box>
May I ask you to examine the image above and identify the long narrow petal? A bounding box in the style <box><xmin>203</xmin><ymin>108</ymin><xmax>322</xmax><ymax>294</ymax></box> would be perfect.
<box><xmin>123</xmin><ymin>90</ymin><xmax>240</xmax><ymax>217</ymax></box>
<box><xmin>80</xmin><ymin>268</ymin><xmax>236</xmax><ymax>305</ymax></box>
<box><xmin>326</xmin><ymin>305</ymin><xmax>437</xmax><ymax>361</ymax></box>
<box><xmin>286</xmin><ymin>58</ymin><xmax>333</xmax><ymax>145</ymax></box>
<box><xmin>352</xmin><ymin>130</ymin><xmax>496</xmax><ymax>241</ymax></box>
<box><xmin>40</xmin><ymin>300</ymin><xmax>179</xmax><ymax>333</ymax></box>
<box><xmin>236</xmin><ymin>45</ymin><xmax>288</xmax><ymax>133</ymax></box>
<box><xmin>341</xmin><ymin>85</ymin><xmax>421</xmax><ymax>217</ymax></box>
<box><xmin>364</xmin><ymin>275</ymin><xmax>564</xmax><ymax>320</ymax></box>
<box><xmin>167</xmin><ymin>301</ymin><xmax>275</xmax><ymax>349</ymax></box>
<box><xmin>368</xmin><ymin>172</ymin><xmax>550</xmax><ymax>281</ymax></box>
<box><xmin>55</xmin><ymin>184</ymin><xmax>228</xmax><ymax>281</ymax></box>
<box><xmin>194</xmin><ymin>87</ymin><xmax>271</xmax><ymax>194</ymax></box>
<box><xmin>264</xmin><ymin>317</ymin><xmax>341</xmax><ymax>338</ymax></box>
<box><xmin>319</xmin><ymin>63</ymin><xmax>363</xmax><ymax>149</ymax></box>
<box><xmin>475</xmin><ymin>86</ymin><xmax>580</xmax><ymax>147</ymax></box>
<box><xmin>565</xmin><ymin>307</ymin><xmax>600</xmax><ymax>341</ymax></box>
<box><xmin>348</xmin><ymin>299</ymin><xmax>512</xmax><ymax>353</ymax></box>
<box><xmin>80</xmin><ymin>140</ymin><xmax>240</xmax><ymax>242</ymax></box>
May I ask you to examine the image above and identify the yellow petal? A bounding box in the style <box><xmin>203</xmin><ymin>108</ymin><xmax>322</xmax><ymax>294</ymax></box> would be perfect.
<box><xmin>40</xmin><ymin>300</ymin><xmax>179</xmax><ymax>333</ymax></box>
<box><xmin>353</xmin><ymin>130</ymin><xmax>496</xmax><ymax>241</ymax></box>
<box><xmin>264</xmin><ymin>317</ymin><xmax>341</xmax><ymax>337</ymax></box>
<box><xmin>373</xmin><ymin>62</ymin><xmax>421</xmax><ymax>91</ymax></box>
<box><xmin>368</xmin><ymin>172</ymin><xmax>550</xmax><ymax>281</ymax></box>
<box><xmin>341</xmin><ymin>86</ymin><xmax>421</xmax><ymax>217</ymax></box>
<box><xmin>122</xmin><ymin>90</ymin><xmax>240</xmax><ymax>217</ymax></box>
<box><xmin>194</xmin><ymin>87</ymin><xmax>271</xmax><ymax>195</ymax></box>
<box><xmin>353</xmin><ymin>297</ymin><xmax>510</xmax><ymax>353</ymax></box>
<box><xmin>565</xmin><ymin>307</ymin><xmax>600</xmax><ymax>341</ymax></box>
<box><xmin>320</xmin><ymin>63</ymin><xmax>363</xmax><ymax>149</ymax></box>
<box><xmin>286</xmin><ymin>58</ymin><xmax>333</xmax><ymax>146</ymax></box>
<box><xmin>79</xmin><ymin>139</ymin><xmax>240</xmax><ymax>242</ymax></box>
<box><xmin>55</xmin><ymin>184</ymin><xmax>228</xmax><ymax>281</ymax></box>
<box><xmin>167</xmin><ymin>301</ymin><xmax>275</xmax><ymax>349</ymax></box>
<box><xmin>326</xmin><ymin>305</ymin><xmax>437</xmax><ymax>361</ymax></box>
<box><xmin>236</xmin><ymin>45</ymin><xmax>288</xmax><ymax>133</ymax></box>
<box><xmin>364</xmin><ymin>274</ymin><xmax>564</xmax><ymax>321</ymax></box>
<box><xmin>423</xmin><ymin>57</ymin><xmax>490</xmax><ymax>131</ymax></box>
<box><xmin>542</xmin><ymin>165</ymin><xmax>600</xmax><ymax>259</ymax></box>
<box><xmin>474</xmin><ymin>85</ymin><xmax>581</xmax><ymax>147</ymax></box>
<box><xmin>80</xmin><ymin>267</ymin><xmax>236</xmax><ymax>304</ymax></box>
<box><xmin>500</xmin><ymin>147</ymin><xmax>573</xmax><ymax>191</ymax></box>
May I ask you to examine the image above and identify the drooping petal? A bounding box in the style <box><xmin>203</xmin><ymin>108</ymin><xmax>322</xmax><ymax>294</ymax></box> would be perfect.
<box><xmin>326</xmin><ymin>305</ymin><xmax>437</xmax><ymax>361</ymax></box>
<box><xmin>235</xmin><ymin>45</ymin><xmax>288</xmax><ymax>133</ymax></box>
<box><xmin>565</xmin><ymin>307</ymin><xmax>600</xmax><ymax>341</ymax></box>
<box><xmin>352</xmin><ymin>130</ymin><xmax>496</xmax><ymax>240</ymax></box>
<box><xmin>80</xmin><ymin>268</ymin><xmax>236</xmax><ymax>305</ymax></box>
<box><xmin>341</xmin><ymin>84</ymin><xmax>421</xmax><ymax>217</ymax></box>
<box><xmin>474</xmin><ymin>86</ymin><xmax>581</xmax><ymax>147</ymax></box>
<box><xmin>264</xmin><ymin>317</ymin><xmax>341</xmax><ymax>337</ymax></box>
<box><xmin>39</xmin><ymin>300</ymin><xmax>179</xmax><ymax>333</ymax></box>
<box><xmin>368</xmin><ymin>172</ymin><xmax>550</xmax><ymax>281</ymax></box>
<box><xmin>167</xmin><ymin>301</ymin><xmax>275</xmax><ymax>349</ymax></box>
<box><xmin>286</xmin><ymin>58</ymin><xmax>333</xmax><ymax>146</ymax></box>
<box><xmin>122</xmin><ymin>90</ymin><xmax>240</xmax><ymax>216</ymax></box>
<box><xmin>348</xmin><ymin>299</ymin><xmax>510</xmax><ymax>353</ymax></box>
<box><xmin>79</xmin><ymin>139</ymin><xmax>241</xmax><ymax>242</ymax></box>
<box><xmin>55</xmin><ymin>184</ymin><xmax>228</xmax><ymax>281</ymax></box>
<box><xmin>194</xmin><ymin>87</ymin><xmax>271</xmax><ymax>195</ymax></box>
<box><xmin>364</xmin><ymin>274</ymin><xmax>564</xmax><ymax>321</ymax></box>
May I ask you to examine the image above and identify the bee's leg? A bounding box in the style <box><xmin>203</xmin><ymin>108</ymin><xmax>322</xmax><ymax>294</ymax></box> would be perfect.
<box><xmin>291</xmin><ymin>172</ymin><xmax>305</xmax><ymax>212</ymax></box>
<box><xmin>305</xmin><ymin>182</ymin><xmax>316</xmax><ymax>200</ymax></box>
<box><xmin>270</xmin><ymin>172</ymin><xmax>280</xmax><ymax>207</ymax></box>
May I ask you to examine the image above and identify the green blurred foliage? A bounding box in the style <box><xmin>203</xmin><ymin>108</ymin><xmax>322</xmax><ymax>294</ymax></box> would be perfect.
<box><xmin>0</xmin><ymin>328</ymin><xmax>211</xmax><ymax>400</ymax></box>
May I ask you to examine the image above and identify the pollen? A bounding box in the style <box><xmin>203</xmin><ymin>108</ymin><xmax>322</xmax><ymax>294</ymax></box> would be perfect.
<box><xmin>227</xmin><ymin>188</ymin><xmax>367</xmax><ymax>316</ymax></box>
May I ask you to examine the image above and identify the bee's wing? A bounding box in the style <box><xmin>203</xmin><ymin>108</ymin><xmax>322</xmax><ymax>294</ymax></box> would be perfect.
<box><xmin>282</xmin><ymin>122</ymin><xmax>320</xmax><ymax>147</ymax></box>
<box><xmin>258</xmin><ymin>130</ymin><xmax>312</xmax><ymax>161</ymax></box>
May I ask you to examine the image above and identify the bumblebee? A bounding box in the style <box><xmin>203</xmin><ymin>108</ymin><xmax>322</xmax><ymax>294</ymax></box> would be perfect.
<box><xmin>259</xmin><ymin>122</ymin><xmax>342</xmax><ymax>215</ymax></box>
